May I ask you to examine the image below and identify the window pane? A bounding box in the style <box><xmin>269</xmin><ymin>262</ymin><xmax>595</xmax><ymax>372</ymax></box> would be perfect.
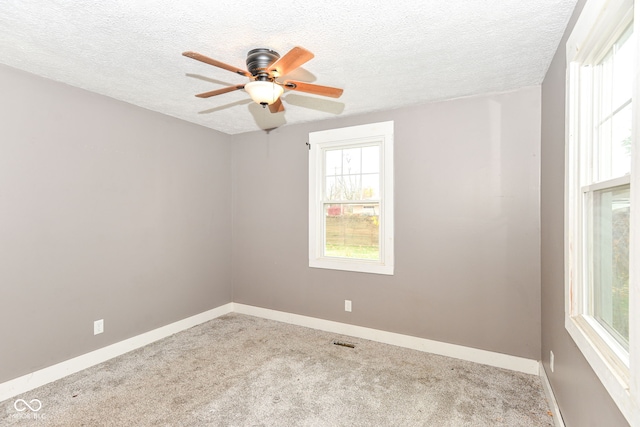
<box><xmin>325</xmin><ymin>176</ymin><xmax>336</xmax><ymax>199</ymax></box>
<box><xmin>361</xmin><ymin>146</ymin><xmax>380</xmax><ymax>173</ymax></box>
<box><xmin>325</xmin><ymin>149</ymin><xmax>342</xmax><ymax>176</ymax></box>
<box><xmin>324</xmin><ymin>203</ymin><xmax>379</xmax><ymax>260</ymax></box>
<box><xmin>342</xmin><ymin>148</ymin><xmax>361</xmax><ymax>174</ymax></box>
<box><xmin>596</xmin><ymin>104</ymin><xmax>631</xmax><ymax>181</ymax></box>
<box><xmin>324</xmin><ymin>146</ymin><xmax>382</xmax><ymax>201</ymax></box>
<box><xmin>596</xmin><ymin>117</ymin><xmax>612</xmax><ymax>180</ymax></box>
<box><xmin>599</xmin><ymin>50</ymin><xmax>614</xmax><ymax>119</ymax></box>
<box><xmin>594</xmin><ymin>23</ymin><xmax>634</xmax><ymax>182</ymax></box>
<box><xmin>361</xmin><ymin>173</ymin><xmax>380</xmax><ymax>199</ymax></box>
<box><xmin>591</xmin><ymin>184</ymin><xmax>630</xmax><ymax>349</ymax></box>
<box><xmin>324</xmin><ymin>172</ymin><xmax>361</xmax><ymax>201</ymax></box>
<box><xmin>326</xmin><ymin>175</ymin><xmax>360</xmax><ymax>200</ymax></box>
<box><xmin>611</xmin><ymin>103</ymin><xmax>632</xmax><ymax>177</ymax></box>
<box><xmin>612</xmin><ymin>24</ymin><xmax>634</xmax><ymax>110</ymax></box>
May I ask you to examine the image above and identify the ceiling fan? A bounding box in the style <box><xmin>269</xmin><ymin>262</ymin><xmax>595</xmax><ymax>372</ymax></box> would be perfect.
<box><xmin>182</xmin><ymin>46</ymin><xmax>343</xmax><ymax>113</ymax></box>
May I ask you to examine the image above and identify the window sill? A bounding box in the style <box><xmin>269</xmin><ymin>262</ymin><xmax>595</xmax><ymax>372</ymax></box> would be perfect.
<box><xmin>565</xmin><ymin>315</ymin><xmax>638</xmax><ymax>424</ymax></box>
<box><xmin>309</xmin><ymin>258</ymin><xmax>394</xmax><ymax>275</ymax></box>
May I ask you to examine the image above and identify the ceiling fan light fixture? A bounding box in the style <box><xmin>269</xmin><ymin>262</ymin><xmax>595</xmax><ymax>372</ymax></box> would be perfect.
<box><xmin>244</xmin><ymin>81</ymin><xmax>284</xmax><ymax>105</ymax></box>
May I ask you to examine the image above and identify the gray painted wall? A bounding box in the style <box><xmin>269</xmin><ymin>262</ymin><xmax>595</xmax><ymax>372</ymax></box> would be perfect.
<box><xmin>540</xmin><ymin>1</ymin><xmax>629</xmax><ymax>426</ymax></box>
<box><xmin>0</xmin><ymin>65</ymin><xmax>233</xmax><ymax>383</ymax></box>
<box><xmin>232</xmin><ymin>87</ymin><xmax>542</xmax><ymax>360</ymax></box>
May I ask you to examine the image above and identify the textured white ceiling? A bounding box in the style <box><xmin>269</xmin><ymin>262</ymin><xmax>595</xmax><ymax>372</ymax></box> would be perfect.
<box><xmin>0</xmin><ymin>0</ymin><xmax>577</xmax><ymax>135</ymax></box>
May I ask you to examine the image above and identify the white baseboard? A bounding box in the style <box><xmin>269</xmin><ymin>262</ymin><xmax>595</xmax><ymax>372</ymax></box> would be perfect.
<box><xmin>1</xmin><ymin>301</ymin><xmax>543</xmax><ymax>403</ymax></box>
<box><xmin>233</xmin><ymin>303</ymin><xmax>540</xmax><ymax>375</ymax></box>
<box><xmin>540</xmin><ymin>362</ymin><xmax>565</xmax><ymax>427</ymax></box>
<box><xmin>0</xmin><ymin>303</ymin><xmax>234</xmax><ymax>402</ymax></box>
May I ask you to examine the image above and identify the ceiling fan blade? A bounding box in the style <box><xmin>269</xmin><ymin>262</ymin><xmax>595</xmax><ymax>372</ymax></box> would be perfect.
<box><xmin>268</xmin><ymin>46</ymin><xmax>314</xmax><ymax>77</ymax></box>
<box><xmin>268</xmin><ymin>98</ymin><xmax>285</xmax><ymax>113</ymax></box>
<box><xmin>195</xmin><ymin>84</ymin><xmax>245</xmax><ymax>98</ymax></box>
<box><xmin>183</xmin><ymin>51</ymin><xmax>251</xmax><ymax>77</ymax></box>
<box><xmin>283</xmin><ymin>80</ymin><xmax>343</xmax><ymax>98</ymax></box>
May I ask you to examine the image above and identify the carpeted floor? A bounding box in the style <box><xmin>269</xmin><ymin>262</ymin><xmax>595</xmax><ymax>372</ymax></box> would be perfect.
<box><xmin>2</xmin><ymin>314</ymin><xmax>554</xmax><ymax>426</ymax></box>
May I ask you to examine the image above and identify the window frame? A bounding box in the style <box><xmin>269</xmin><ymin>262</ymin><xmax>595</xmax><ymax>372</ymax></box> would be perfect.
<box><xmin>564</xmin><ymin>0</ymin><xmax>639</xmax><ymax>423</ymax></box>
<box><xmin>308</xmin><ymin>121</ymin><xmax>394</xmax><ymax>275</ymax></box>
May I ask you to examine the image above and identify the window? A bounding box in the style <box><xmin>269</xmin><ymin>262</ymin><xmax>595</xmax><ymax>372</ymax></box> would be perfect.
<box><xmin>565</xmin><ymin>0</ymin><xmax>638</xmax><ymax>423</ymax></box>
<box><xmin>309</xmin><ymin>121</ymin><xmax>394</xmax><ymax>275</ymax></box>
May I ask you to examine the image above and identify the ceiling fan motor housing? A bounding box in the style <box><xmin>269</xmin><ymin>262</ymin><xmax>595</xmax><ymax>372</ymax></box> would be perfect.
<box><xmin>246</xmin><ymin>48</ymin><xmax>279</xmax><ymax>80</ymax></box>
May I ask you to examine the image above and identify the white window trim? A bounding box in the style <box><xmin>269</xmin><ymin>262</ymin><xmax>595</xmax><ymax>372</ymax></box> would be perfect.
<box><xmin>564</xmin><ymin>0</ymin><xmax>639</xmax><ymax>424</ymax></box>
<box><xmin>308</xmin><ymin>121</ymin><xmax>394</xmax><ymax>275</ymax></box>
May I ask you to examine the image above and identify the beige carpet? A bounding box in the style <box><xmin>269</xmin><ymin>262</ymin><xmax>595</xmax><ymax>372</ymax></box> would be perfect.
<box><xmin>2</xmin><ymin>313</ymin><xmax>554</xmax><ymax>426</ymax></box>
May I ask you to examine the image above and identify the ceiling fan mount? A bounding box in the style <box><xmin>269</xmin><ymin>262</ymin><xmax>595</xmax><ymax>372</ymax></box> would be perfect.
<box><xmin>182</xmin><ymin>46</ymin><xmax>343</xmax><ymax>113</ymax></box>
<box><xmin>245</xmin><ymin>48</ymin><xmax>280</xmax><ymax>80</ymax></box>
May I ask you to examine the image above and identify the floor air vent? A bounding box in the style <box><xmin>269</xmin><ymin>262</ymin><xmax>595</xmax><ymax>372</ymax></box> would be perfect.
<box><xmin>332</xmin><ymin>340</ymin><xmax>355</xmax><ymax>348</ymax></box>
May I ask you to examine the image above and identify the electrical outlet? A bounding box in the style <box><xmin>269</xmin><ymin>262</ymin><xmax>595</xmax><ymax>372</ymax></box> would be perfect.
<box><xmin>345</xmin><ymin>300</ymin><xmax>352</xmax><ymax>312</ymax></box>
<box><xmin>550</xmin><ymin>350</ymin><xmax>555</xmax><ymax>373</ymax></box>
<box><xmin>94</xmin><ymin>319</ymin><xmax>104</xmax><ymax>335</ymax></box>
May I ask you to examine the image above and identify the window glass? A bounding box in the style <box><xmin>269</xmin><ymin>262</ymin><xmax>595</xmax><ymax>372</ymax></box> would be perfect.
<box><xmin>325</xmin><ymin>149</ymin><xmax>342</xmax><ymax>176</ymax></box>
<box><xmin>342</xmin><ymin>148</ymin><xmax>362</xmax><ymax>174</ymax></box>
<box><xmin>323</xmin><ymin>145</ymin><xmax>380</xmax><ymax>260</ymax></box>
<box><xmin>594</xmin><ymin>23</ymin><xmax>634</xmax><ymax>181</ymax></box>
<box><xmin>591</xmin><ymin>184</ymin><xmax>630</xmax><ymax>349</ymax></box>
<box><xmin>361</xmin><ymin>146</ymin><xmax>380</xmax><ymax>174</ymax></box>
<box><xmin>324</xmin><ymin>203</ymin><xmax>380</xmax><ymax>260</ymax></box>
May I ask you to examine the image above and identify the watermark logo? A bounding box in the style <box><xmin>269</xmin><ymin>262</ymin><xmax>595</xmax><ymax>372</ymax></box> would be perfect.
<box><xmin>12</xmin><ymin>399</ymin><xmax>45</xmax><ymax>420</ymax></box>
<box><xmin>14</xmin><ymin>399</ymin><xmax>42</xmax><ymax>412</ymax></box>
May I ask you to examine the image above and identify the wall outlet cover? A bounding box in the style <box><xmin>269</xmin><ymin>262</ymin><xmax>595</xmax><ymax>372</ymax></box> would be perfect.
<box><xmin>94</xmin><ymin>319</ymin><xmax>104</xmax><ymax>335</ymax></box>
